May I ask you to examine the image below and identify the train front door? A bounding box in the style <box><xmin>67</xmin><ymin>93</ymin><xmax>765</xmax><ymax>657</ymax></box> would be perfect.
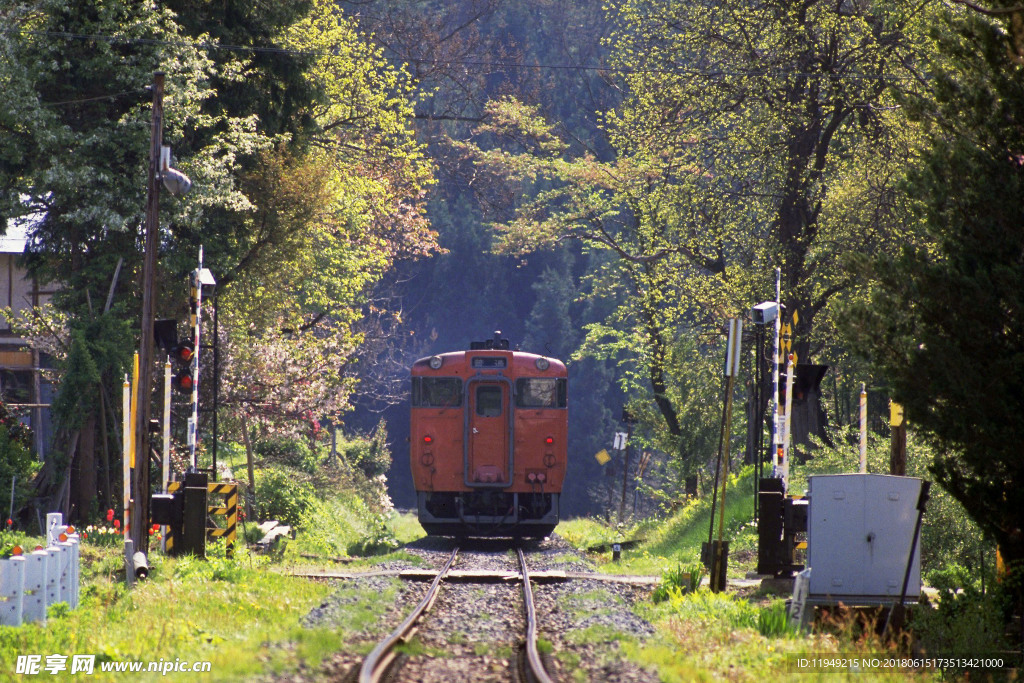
<box><xmin>466</xmin><ymin>380</ymin><xmax>510</xmax><ymax>485</ymax></box>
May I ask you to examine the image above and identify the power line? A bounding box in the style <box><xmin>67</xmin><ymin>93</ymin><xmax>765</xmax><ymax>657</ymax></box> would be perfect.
<box><xmin>0</xmin><ymin>27</ymin><xmax>920</xmax><ymax>84</ymax></box>
<box><xmin>40</xmin><ymin>88</ymin><xmax>149</xmax><ymax>107</ymax></box>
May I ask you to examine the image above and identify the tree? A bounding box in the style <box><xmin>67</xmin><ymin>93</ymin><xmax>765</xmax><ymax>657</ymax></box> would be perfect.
<box><xmin>0</xmin><ymin>0</ymin><xmax>275</xmax><ymax>523</ymax></box>
<box><xmin>216</xmin><ymin>0</ymin><xmax>436</xmax><ymax>438</ymax></box>
<box><xmin>0</xmin><ymin>0</ymin><xmax>436</xmax><ymax>521</ymax></box>
<box><xmin>457</xmin><ymin>0</ymin><xmax>938</xmax><ymax>472</ymax></box>
<box><xmin>847</xmin><ymin>2</ymin><xmax>1024</xmax><ymax>569</ymax></box>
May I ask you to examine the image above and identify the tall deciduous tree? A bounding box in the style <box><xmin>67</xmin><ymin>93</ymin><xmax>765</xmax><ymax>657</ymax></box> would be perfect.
<box><xmin>459</xmin><ymin>0</ymin><xmax>936</xmax><ymax>467</ymax></box>
<box><xmin>0</xmin><ymin>0</ymin><xmax>436</xmax><ymax>517</ymax></box>
<box><xmin>217</xmin><ymin>0</ymin><xmax>435</xmax><ymax>437</ymax></box>
<box><xmin>0</xmin><ymin>0</ymin><xmax>275</xmax><ymax>518</ymax></box>
<box><xmin>848</xmin><ymin>2</ymin><xmax>1024</xmax><ymax>570</ymax></box>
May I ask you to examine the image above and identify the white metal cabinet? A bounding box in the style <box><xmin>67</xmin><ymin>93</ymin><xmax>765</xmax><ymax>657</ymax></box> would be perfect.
<box><xmin>807</xmin><ymin>474</ymin><xmax>922</xmax><ymax>600</ymax></box>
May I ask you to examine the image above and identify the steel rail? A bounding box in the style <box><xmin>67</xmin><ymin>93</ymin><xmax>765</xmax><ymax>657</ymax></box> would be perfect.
<box><xmin>358</xmin><ymin>546</ymin><xmax>459</xmax><ymax>683</ymax></box>
<box><xmin>518</xmin><ymin>548</ymin><xmax>555</xmax><ymax>683</ymax></box>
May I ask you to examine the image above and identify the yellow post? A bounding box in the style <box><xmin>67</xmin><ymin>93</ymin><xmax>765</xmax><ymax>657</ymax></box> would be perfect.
<box><xmin>859</xmin><ymin>384</ymin><xmax>868</xmax><ymax>473</ymax></box>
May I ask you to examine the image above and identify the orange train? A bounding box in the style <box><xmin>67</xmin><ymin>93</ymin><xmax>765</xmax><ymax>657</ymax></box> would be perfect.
<box><xmin>410</xmin><ymin>334</ymin><xmax>567</xmax><ymax>537</ymax></box>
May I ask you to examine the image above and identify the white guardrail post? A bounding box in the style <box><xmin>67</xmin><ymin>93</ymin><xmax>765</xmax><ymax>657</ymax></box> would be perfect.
<box><xmin>0</xmin><ymin>555</ymin><xmax>25</xmax><ymax>626</ymax></box>
<box><xmin>0</xmin><ymin>512</ymin><xmax>81</xmax><ymax>626</ymax></box>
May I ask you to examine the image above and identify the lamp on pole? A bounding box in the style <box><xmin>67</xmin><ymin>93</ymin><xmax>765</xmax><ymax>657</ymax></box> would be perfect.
<box><xmin>131</xmin><ymin>72</ymin><xmax>164</xmax><ymax>555</ymax></box>
<box><xmin>132</xmin><ymin>72</ymin><xmax>191</xmax><ymax>554</ymax></box>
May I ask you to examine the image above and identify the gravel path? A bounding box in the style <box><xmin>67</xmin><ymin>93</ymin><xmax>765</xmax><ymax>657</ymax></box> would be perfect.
<box><xmin>291</xmin><ymin>534</ymin><xmax>660</xmax><ymax>682</ymax></box>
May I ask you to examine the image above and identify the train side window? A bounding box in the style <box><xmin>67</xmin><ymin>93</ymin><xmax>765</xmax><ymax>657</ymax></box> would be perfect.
<box><xmin>476</xmin><ymin>385</ymin><xmax>503</xmax><ymax>417</ymax></box>
<box><xmin>412</xmin><ymin>378</ymin><xmax>463</xmax><ymax>407</ymax></box>
<box><xmin>515</xmin><ymin>378</ymin><xmax>567</xmax><ymax>408</ymax></box>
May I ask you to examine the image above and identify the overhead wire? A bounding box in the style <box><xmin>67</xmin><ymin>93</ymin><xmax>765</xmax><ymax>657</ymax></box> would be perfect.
<box><xmin>0</xmin><ymin>26</ymin><xmax>920</xmax><ymax>84</ymax></box>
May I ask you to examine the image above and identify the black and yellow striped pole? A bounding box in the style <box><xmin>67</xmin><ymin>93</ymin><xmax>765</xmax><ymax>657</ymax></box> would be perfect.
<box><xmin>207</xmin><ymin>483</ymin><xmax>237</xmax><ymax>558</ymax></box>
<box><xmin>166</xmin><ymin>481</ymin><xmax>237</xmax><ymax>558</ymax></box>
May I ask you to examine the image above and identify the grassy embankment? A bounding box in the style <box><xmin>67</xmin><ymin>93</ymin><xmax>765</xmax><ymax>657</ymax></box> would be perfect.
<box><xmin>556</xmin><ymin>467</ymin><xmax>937</xmax><ymax>682</ymax></box>
<box><xmin>0</xmin><ymin>508</ymin><xmax>427</xmax><ymax>682</ymax></box>
<box><xmin>0</xmin><ymin>432</ymin><xmax>430</xmax><ymax>683</ymax></box>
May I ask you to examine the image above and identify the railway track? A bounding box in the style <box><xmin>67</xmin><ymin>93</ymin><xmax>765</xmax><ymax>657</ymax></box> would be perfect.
<box><xmin>355</xmin><ymin>545</ymin><xmax>556</xmax><ymax>683</ymax></box>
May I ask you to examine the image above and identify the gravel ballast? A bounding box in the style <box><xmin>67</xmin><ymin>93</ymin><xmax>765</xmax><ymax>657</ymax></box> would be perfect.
<box><xmin>295</xmin><ymin>534</ymin><xmax>660</xmax><ymax>681</ymax></box>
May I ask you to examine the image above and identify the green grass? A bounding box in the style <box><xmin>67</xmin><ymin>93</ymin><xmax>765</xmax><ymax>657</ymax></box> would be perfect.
<box><xmin>0</xmin><ymin>460</ymin><xmax>423</xmax><ymax>682</ymax></box>
<box><xmin>558</xmin><ymin>468</ymin><xmax>942</xmax><ymax>682</ymax></box>
<box><xmin>631</xmin><ymin>588</ymin><xmax>936</xmax><ymax>682</ymax></box>
<box><xmin>0</xmin><ymin>543</ymin><xmax>337</xmax><ymax>681</ymax></box>
<box><xmin>558</xmin><ymin>467</ymin><xmax>758</xmax><ymax>577</ymax></box>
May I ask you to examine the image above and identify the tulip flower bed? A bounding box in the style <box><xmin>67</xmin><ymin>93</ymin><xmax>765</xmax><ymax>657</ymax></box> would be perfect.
<box><xmin>80</xmin><ymin>510</ymin><xmax>161</xmax><ymax>547</ymax></box>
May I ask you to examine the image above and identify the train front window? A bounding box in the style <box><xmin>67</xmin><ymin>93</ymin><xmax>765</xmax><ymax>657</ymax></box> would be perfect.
<box><xmin>515</xmin><ymin>378</ymin><xmax>567</xmax><ymax>408</ymax></box>
<box><xmin>476</xmin><ymin>385</ymin><xmax>503</xmax><ymax>417</ymax></box>
<box><xmin>412</xmin><ymin>378</ymin><xmax>463</xmax><ymax>407</ymax></box>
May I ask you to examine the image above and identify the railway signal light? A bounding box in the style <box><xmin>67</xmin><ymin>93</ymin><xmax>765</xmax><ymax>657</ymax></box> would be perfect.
<box><xmin>170</xmin><ymin>340</ymin><xmax>195</xmax><ymax>393</ymax></box>
<box><xmin>173</xmin><ymin>371</ymin><xmax>193</xmax><ymax>393</ymax></box>
<box><xmin>171</xmin><ymin>341</ymin><xmax>193</xmax><ymax>363</ymax></box>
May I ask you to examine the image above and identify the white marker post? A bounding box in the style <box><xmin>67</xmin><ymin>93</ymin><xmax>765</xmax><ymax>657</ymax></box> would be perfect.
<box><xmin>121</xmin><ymin>375</ymin><xmax>131</xmax><ymax>543</ymax></box>
<box><xmin>162</xmin><ymin>357</ymin><xmax>172</xmax><ymax>552</ymax></box>
<box><xmin>771</xmin><ymin>269</ymin><xmax>782</xmax><ymax>477</ymax></box>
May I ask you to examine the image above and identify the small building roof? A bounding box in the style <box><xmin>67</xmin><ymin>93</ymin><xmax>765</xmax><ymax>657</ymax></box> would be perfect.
<box><xmin>1</xmin><ymin>219</ymin><xmax>34</xmax><ymax>255</ymax></box>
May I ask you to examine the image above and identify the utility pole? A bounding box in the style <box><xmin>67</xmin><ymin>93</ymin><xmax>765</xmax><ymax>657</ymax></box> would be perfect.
<box><xmin>133</xmin><ymin>71</ymin><xmax>164</xmax><ymax>554</ymax></box>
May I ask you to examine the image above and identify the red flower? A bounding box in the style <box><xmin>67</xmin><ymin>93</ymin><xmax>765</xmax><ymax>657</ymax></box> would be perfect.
<box><xmin>148</xmin><ymin>527</ymin><xmax>154</xmax><ymax>535</ymax></box>
<box><xmin>113</xmin><ymin>519</ymin><xmax>121</xmax><ymax>529</ymax></box>
<box><xmin>5</xmin><ymin>518</ymin><xmax>12</xmax><ymax>527</ymax></box>
<box><xmin>152</xmin><ymin>524</ymin><xmax>159</xmax><ymax>531</ymax></box>
<box><xmin>106</xmin><ymin>509</ymin><xmax>114</xmax><ymax>522</ymax></box>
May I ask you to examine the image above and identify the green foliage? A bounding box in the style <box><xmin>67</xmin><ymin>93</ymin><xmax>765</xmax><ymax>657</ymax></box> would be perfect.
<box><xmin>346</xmin><ymin>511</ymin><xmax>401</xmax><ymax>557</ymax></box>
<box><xmin>645</xmin><ymin>467</ymin><xmax>756</xmax><ymax>565</ymax></box>
<box><xmin>46</xmin><ymin>602</ymin><xmax>71</xmax><ymax>620</ymax></box>
<box><xmin>795</xmin><ymin>428</ymin><xmax>987</xmax><ymax>579</ymax></box>
<box><xmin>910</xmin><ymin>579</ymin><xmax>1011</xmax><ymax>663</ymax></box>
<box><xmin>661</xmin><ymin>588</ymin><xmax>759</xmax><ymax>632</ymax></box>
<box><xmin>0</xmin><ymin>404</ymin><xmax>39</xmax><ymax>516</ymax></box>
<box><xmin>172</xmin><ymin>550</ymin><xmax>263</xmax><ymax>584</ymax></box>
<box><xmin>290</xmin><ymin>491</ymin><xmax>369</xmax><ymax>557</ymax></box>
<box><xmin>458</xmin><ymin>0</ymin><xmax>940</xmax><ymax>478</ymax></box>
<box><xmin>756</xmin><ymin>600</ymin><xmax>797</xmax><ymax>639</ymax></box>
<box><xmin>652</xmin><ymin>562</ymin><xmax>704</xmax><ymax>603</ymax></box>
<box><xmin>253</xmin><ymin>465</ymin><xmax>317</xmax><ymax>526</ymax></box>
<box><xmin>845</xmin><ymin>3</ymin><xmax>1024</xmax><ymax>568</ymax></box>
<box><xmin>0</xmin><ymin>529</ymin><xmax>35</xmax><ymax>559</ymax></box>
<box><xmin>254</xmin><ymin>434</ymin><xmax>319</xmax><ymax>474</ymax></box>
<box><xmin>81</xmin><ymin>525</ymin><xmax>124</xmax><ymax>548</ymax></box>
<box><xmin>558</xmin><ymin>517</ymin><xmax>641</xmax><ymax>550</ymax></box>
<box><xmin>338</xmin><ymin>420</ymin><xmax>391</xmax><ymax>479</ymax></box>
<box><xmin>0</xmin><ymin>542</ymin><xmax>336</xmax><ymax>681</ymax></box>
<box><xmin>0</xmin><ymin>0</ymin><xmax>438</xmax><ymax>460</ymax></box>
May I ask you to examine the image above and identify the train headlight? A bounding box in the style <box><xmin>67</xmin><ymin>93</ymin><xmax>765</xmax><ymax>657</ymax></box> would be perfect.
<box><xmin>535</xmin><ymin>357</ymin><xmax>550</xmax><ymax>371</ymax></box>
<box><xmin>429</xmin><ymin>355</ymin><xmax>443</xmax><ymax>369</ymax></box>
